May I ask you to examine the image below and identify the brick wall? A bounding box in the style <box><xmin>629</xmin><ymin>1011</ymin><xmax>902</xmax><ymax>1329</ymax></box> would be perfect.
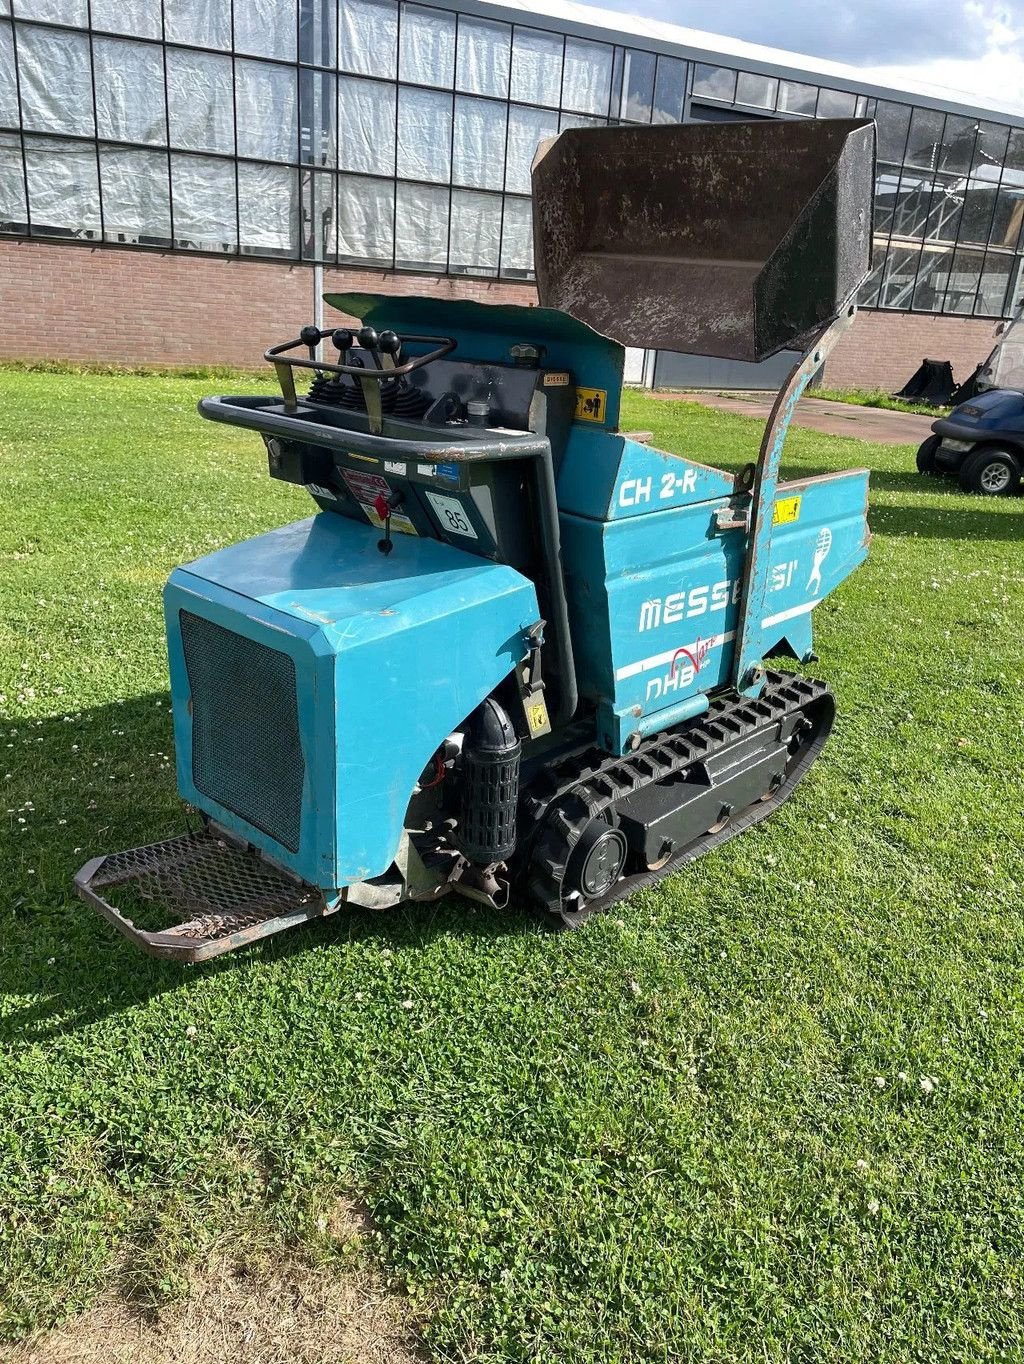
<box><xmin>0</xmin><ymin>238</ymin><xmax>537</xmax><ymax>369</ymax></box>
<box><xmin>824</xmin><ymin>307</ymin><xmax>1000</xmax><ymax>391</ymax></box>
<box><xmin>0</xmin><ymin>237</ymin><xmax>1004</xmax><ymax>392</ymax></box>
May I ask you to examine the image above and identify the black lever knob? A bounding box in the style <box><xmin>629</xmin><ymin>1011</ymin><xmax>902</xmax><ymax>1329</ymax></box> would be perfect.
<box><xmin>331</xmin><ymin>328</ymin><xmax>353</xmax><ymax>352</ymax></box>
<box><xmin>299</xmin><ymin>325</ymin><xmax>321</xmax><ymax>348</ymax></box>
<box><xmin>378</xmin><ymin>329</ymin><xmax>401</xmax><ymax>357</ymax></box>
<box><xmin>357</xmin><ymin>325</ymin><xmax>379</xmax><ymax>350</ymax></box>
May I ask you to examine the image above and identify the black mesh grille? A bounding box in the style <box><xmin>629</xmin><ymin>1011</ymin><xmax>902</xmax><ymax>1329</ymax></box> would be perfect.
<box><xmin>179</xmin><ymin>611</ymin><xmax>305</xmax><ymax>853</ymax></box>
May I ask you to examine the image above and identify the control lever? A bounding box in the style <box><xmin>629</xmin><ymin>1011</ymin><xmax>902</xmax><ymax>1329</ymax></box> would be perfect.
<box><xmin>355</xmin><ymin>326</ymin><xmax>384</xmax><ymax>433</ymax></box>
<box><xmin>373</xmin><ymin>490</ymin><xmax>404</xmax><ymax>557</ymax></box>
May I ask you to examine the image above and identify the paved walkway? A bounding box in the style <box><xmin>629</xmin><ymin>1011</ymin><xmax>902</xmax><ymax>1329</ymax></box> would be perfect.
<box><xmin>657</xmin><ymin>390</ymin><xmax>937</xmax><ymax>445</ymax></box>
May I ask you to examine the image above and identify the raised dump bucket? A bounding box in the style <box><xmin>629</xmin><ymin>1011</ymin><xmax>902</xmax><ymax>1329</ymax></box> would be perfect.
<box><xmin>532</xmin><ymin>118</ymin><xmax>875</xmax><ymax>362</ymax></box>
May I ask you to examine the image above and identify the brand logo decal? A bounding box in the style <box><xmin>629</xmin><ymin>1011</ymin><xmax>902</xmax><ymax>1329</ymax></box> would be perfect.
<box><xmin>807</xmin><ymin>528</ymin><xmax>832</xmax><ymax>596</ymax></box>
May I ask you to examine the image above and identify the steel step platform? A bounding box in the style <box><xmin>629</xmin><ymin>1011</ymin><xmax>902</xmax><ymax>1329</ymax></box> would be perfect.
<box><xmin>75</xmin><ymin>829</ymin><xmax>332</xmax><ymax>963</ymax></box>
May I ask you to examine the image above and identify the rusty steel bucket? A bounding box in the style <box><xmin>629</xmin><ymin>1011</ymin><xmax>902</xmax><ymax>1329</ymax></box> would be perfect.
<box><xmin>531</xmin><ymin>118</ymin><xmax>875</xmax><ymax>362</ymax></box>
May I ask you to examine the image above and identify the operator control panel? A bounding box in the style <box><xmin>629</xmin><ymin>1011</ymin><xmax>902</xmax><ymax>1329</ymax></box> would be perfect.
<box><xmin>260</xmin><ymin>323</ymin><xmax>576</xmax><ymax>565</ymax></box>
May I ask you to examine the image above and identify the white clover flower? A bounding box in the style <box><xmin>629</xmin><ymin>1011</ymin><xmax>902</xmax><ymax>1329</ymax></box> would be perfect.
<box><xmin>874</xmin><ymin>1076</ymin><xmax>886</xmax><ymax>1089</ymax></box>
<box><xmin>400</xmin><ymin>999</ymin><xmax>414</xmax><ymax>1010</ymax></box>
<box><xmin>867</xmin><ymin>1199</ymin><xmax>880</xmax><ymax>1215</ymax></box>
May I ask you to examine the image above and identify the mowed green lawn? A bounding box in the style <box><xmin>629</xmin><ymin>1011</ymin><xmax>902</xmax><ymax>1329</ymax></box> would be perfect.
<box><xmin>1</xmin><ymin>369</ymin><xmax>1023</xmax><ymax>1362</ymax></box>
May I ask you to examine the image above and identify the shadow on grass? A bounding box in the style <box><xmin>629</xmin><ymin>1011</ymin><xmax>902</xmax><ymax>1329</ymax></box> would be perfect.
<box><xmin>0</xmin><ymin>694</ymin><xmax>537</xmax><ymax>1048</ymax></box>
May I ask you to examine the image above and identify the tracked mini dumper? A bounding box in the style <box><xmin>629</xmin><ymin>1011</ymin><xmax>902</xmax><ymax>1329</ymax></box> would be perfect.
<box><xmin>76</xmin><ymin>119</ymin><xmax>876</xmax><ymax>960</ymax></box>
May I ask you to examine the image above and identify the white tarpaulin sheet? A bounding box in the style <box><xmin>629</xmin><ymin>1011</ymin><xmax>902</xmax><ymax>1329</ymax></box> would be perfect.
<box><xmin>166</xmin><ymin>49</ymin><xmax>234</xmax><ymax>155</ymax></box>
<box><xmin>94</xmin><ymin>38</ymin><xmax>166</xmax><ymax>144</ymax></box>
<box><xmin>505</xmin><ymin>105</ymin><xmax>557</xmax><ymax>195</ymax></box>
<box><xmin>397</xmin><ymin>87</ymin><xmax>451</xmax><ymax>183</ymax></box>
<box><xmin>509</xmin><ymin>28</ymin><xmax>562</xmax><ymax>106</ymax></box>
<box><xmin>24</xmin><ymin>135</ymin><xmax>100</xmax><ymax>232</ymax></box>
<box><xmin>337</xmin><ymin>172</ymin><xmax>394</xmax><ymax>262</ymax></box>
<box><xmin>456</xmin><ymin>17</ymin><xmax>510</xmax><ymax>98</ymax></box>
<box><xmin>395</xmin><ymin>180</ymin><xmax>447</xmax><ymax>267</ymax></box>
<box><xmin>339</xmin><ymin>0</ymin><xmax>397</xmax><ymax>77</ymax></box>
<box><xmin>170</xmin><ymin>153</ymin><xmax>235</xmax><ymax>248</ymax></box>
<box><xmin>91</xmin><ymin>0</ymin><xmax>161</xmax><ymax>39</ymax></box>
<box><xmin>399</xmin><ymin>3</ymin><xmax>454</xmax><ymax>86</ymax></box>
<box><xmin>449</xmin><ymin>188</ymin><xmax>500</xmax><ymax>272</ymax></box>
<box><xmin>453</xmin><ymin>96</ymin><xmax>505</xmax><ymax>191</ymax></box>
<box><xmin>0</xmin><ymin>130</ymin><xmax>26</xmax><ymax>224</ymax></box>
<box><xmin>338</xmin><ymin>77</ymin><xmax>395</xmax><ymax>175</ymax></box>
<box><xmin>233</xmin><ymin>0</ymin><xmax>296</xmax><ymax>62</ymax></box>
<box><xmin>100</xmin><ymin>146</ymin><xmax>171</xmax><ymax>237</ymax></box>
<box><xmin>164</xmin><ymin>0</ymin><xmax>231</xmax><ymax>49</ymax></box>
<box><xmin>235</xmin><ymin>59</ymin><xmax>297</xmax><ymax>162</ymax></box>
<box><xmin>238</xmin><ymin>161</ymin><xmax>297</xmax><ymax>250</ymax></box>
<box><xmin>17</xmin><ymin>25</ymin><xmax>94</xmax><ymax>136</ymax></box>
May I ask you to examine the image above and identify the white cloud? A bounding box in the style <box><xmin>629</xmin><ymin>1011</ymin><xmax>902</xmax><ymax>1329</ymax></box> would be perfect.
<box><xmin>591</xmin><ymin>0</ymin><xmax>1024</xmax><ymax>112</ymax></box>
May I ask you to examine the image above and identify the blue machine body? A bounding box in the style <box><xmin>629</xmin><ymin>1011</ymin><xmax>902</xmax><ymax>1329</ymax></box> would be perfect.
<box><xmin>165</xmin><ymin>513</ymin><xmax>539</xmax><ymax>889</ymax></box>
<box><xmin>161</xmin><ymin>295</ymin><xmax>870</xmax><ymax>896</ymax></box>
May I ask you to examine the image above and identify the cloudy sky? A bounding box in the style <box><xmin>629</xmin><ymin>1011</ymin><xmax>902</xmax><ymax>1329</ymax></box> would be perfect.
<box><xmin>595</xmin><ymin>0</ymin><xmax>1023</xmax><ymax>112</ymax></box>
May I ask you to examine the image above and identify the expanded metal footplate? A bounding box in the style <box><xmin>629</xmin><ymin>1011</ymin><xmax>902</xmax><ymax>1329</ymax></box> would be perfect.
<box><xmin>75</xmin><ymin>829</ymin><xmax>331</xmax><ymax>962</ymax></box>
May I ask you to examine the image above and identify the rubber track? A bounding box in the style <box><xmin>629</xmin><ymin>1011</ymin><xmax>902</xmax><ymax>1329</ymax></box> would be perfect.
<box><xmin>523</xmin><ymin>671</ymin><xmax>835</xmax><ymax>927</ymax></box>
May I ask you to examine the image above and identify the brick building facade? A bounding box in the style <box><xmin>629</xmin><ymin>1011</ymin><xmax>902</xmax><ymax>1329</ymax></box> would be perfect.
<box><xmin>0</xmin><ymin>239</ymin><xmax>999</xmax><ymax>390</ymax></box>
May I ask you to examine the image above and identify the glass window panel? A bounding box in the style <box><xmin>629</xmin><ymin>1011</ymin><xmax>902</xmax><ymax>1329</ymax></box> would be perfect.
<box><xmin>394</xmin><ymin>179</ymin><xmax>447</xmax><ymax>267</ymax></box>
<box><xmin>500</xmin><ymin>194</ymin><xmax>532</xmax><ymax>275</ymax></box>
<box><xmin>937</xmin><ymin>113</ymin><xmax>976</xmax><ymax>175</ymax></box>
<box><xmin>99</xmin><ymin>145</ymin><xmax>170</xmax><ymax>241</ymax></box>
<box><xmin>857</xmin><ymin>240</ymin><xmax>888</xmax><ymax>308</ymax></box>
<box><xmin>301</xmin><ymin>70</ymin><xmax>336</xmax><ymax>166</ymax></box>
<box><xmin>167</xmin><ymin>50</ymin><xmax>234</xmax><ymax>154</ymax></box>
<box><xmin>456</xmin><ymin>16</ymin><xmax>510</xmax><ymax>98</ymax></box>
<box><xmin>509</xmin><ymin>28</ymin><xmax>562</xmax><ymax>107</ymax></box>
<box><xmin>399</xmin><ymin>3</ymin><xmax>455</xmax><ymax>87</ymax></box>
<box><xmin>234</xmin><ymin>0</ymin><xmax>297</xmax><ymax>62</ymax></box>
<box><xmin>338</xmin><ymin>171</ymin><xmax>393</xmax><ymax>262</ymax></box>
<box><xmin>299</xmin><ymin>0</ymin><xmax>335</xmax><ymax>67</ymax></box>
<box><xmin>0</xmin><ymin>130</ymin><xmax>27</xmax><ymax>230</ymax></box>
<box><xmin>904</xmin><ymin>106</ymin><xmax>944</xmax><ymax>170</ymax></box>
<box><xmin>891</xmin><ymin>169</ymin><xmax>932</xmax><ymax>239</ymax></box>
<box><xmin>171</xmin><ymin>152</ymin><xmax>236</xmax><ymax>250</ymax></box>
<box><xmin>559</xmin><ymin>112</ymin><xmax>603</xmax><ymax>130</ymax></box>
<box><xmin>855</xmin><ymin>96</ymin><xmax>869</xmax><ymax>117</ymax></box>
<box><xmin>620</xmin><ymin>49</ymin><xmax>655</xmax><ymax>122</ymax></box>
<box><xmin>93</xmin><ymin>39</ymin><xmax>166</xmax><ymax>145</ymax></box>
<box><xmin>872</xmin><ymin>164</ymin><xmax>901</xmax><ymax>236</ymax></box>
<box><xmin>691</xmin><ymin>63</ymin><xmax>735</xmax><ymax>102</ymax></box>
<box><xmin>1</xmin><ymin>22</ymin><xmax>18</xmax><ymax>127</ymax></box>
<box><xmin>452</xmin><ymin>95</ymin><xmax>505</xmax><ymax>191</ymax></box>
<box><xmin>24</xmin><ymin>135</ymin><xmax>99</xmax><ymax>234</ymax></box>
<box><xmin>164</xmin><ymin>0</ymin><xmax>231</xmax><ymax>49</ymax></box>
<box><xmin>923</xmin><ymin>176</ymin><xmax>963</xmax><ymax>242</ymax></box>
<box><xmin>238</xmin><ymin>161</ymin><xmax>297</xmax><ymax>253</ymax></box>
<box><xmin>777</xmin><ymin>79</ymin><xmax>816</xmax><ymax>115</ymax></box>
<box><xmin>816</xmin><ymin>88</ymin><xmax>856</xmax><ymax>117</ymax></box>
<box><xmin>990</xmin><ymin>186</ymin><xmax>1024</xmax><ymax>250</ymax></box>
<box><xmin>300</xmin><ymin>169</ymin><xmax>336</xmax><ymax>260</ymax></box>
<box><xmin>449</xmin><ymin>187</ymin><xmax>500</xmax><ymax>273</ymax></box>
<box><xmin>562</xmin><ymin>37</ymin><xmax>613</xmax><ymax>115</ymax></box>
<box><xmin>958</xmin><ymin>180</ymin><xmax>996</xmax><ymax>245</ymax></box>
<box><xmin>735</xmin><ymin>72</ymin><xmax>776</xmax><ymax>110</ymax></box>
<box><xmin>504</xmin><ymin>104</ymin><xmax>557</xmax><ymax>195</ymax></box>
<box><xmin>872</xmin><ymin>100</ymin><xmax>911</xmax><ymax>163</ymax></box>
<box><xmin>879</xmin><ymin>244</ymin><xmax>921</xmax><ymax>308</ymax></box>
<box><xmin>975</xmin><ymin>252</ymin><xmax>1012</xmax><ymax>316</ymax></box>
<box><xmin>339</xmin><ymin>0</ymin><xmax>397</xmax><ymax>78</ymax></box>
<box><xmin>911</xmin><ymin>243</ymin><xmax>952</xmax><ymax>311</ymax></box>
<box><xmin>337</xmin><ymin>76</ymin><xmax>395</xmax><ymax>175</ymax></box>
<box><xmin>90</xmin><ymin>0</ymin><xmax>161</xmax><ymax>38</ymax></box>
<box><xmin>18</xmin><ymin>27</ymin><xmax>93</xmax><ymax>136</ymax></box>
<box><xmin>397</xmin><ymin>86</ymin><xmax>451</xmax><ymax>182</ymax></box>
<box><xmin>13</xmin><ymin>0</ymin><xmax>86</xmax><ymax>23</ymax></box>
<box><xmin>1004</xmin><ymin>128</ymin><xmax>1024</xmax><ymax>174</ymax></box>
<box><xmin>943</xmin><ymin>246</ymin><xmax>984</xmax><ymax>314</ymax></box>
<box><xmin>972</xmin><ymin>120</ymin><xmax>1008</xmax><ymax>177</ymax></box>
<box><xmin>236</xmin><ymin>60</ymin><xmax>297</xmax><ymax>162</ymax></box>
<box><xmin>652</xmin><ymin>56</ymin><xmax>685</xmax><ymax>125</ymax></box>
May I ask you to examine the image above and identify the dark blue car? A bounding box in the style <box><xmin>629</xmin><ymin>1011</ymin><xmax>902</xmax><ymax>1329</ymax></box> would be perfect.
<box><xmin>917</xmin><ymin>322</ymin><xmax>1024</xmax><ymax>495</ymax></box>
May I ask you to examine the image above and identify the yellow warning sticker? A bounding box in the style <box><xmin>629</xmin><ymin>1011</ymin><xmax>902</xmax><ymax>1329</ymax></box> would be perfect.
<box><xmin>574</xmin><ymin>387</ymin><xmax>607</xmax><ymax>423</ymax></box>
<box><xmin>773</xmin><ymin>495</ymin><xmax>802</xmax><ymax>526</ymax></box>
<box><xmin>526</xmin><ymin>699</ymin><xmax>551</xmax><ymax>737</ymax></box>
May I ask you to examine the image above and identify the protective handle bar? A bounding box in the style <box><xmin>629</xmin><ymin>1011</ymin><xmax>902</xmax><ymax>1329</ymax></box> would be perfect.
<box><xmin>198</xmin><ymin>396</ymin><xmax>547</xmax><ymax>463</ymax></box>
<box><xmin>265</xmin><ymin>330</ymin><xmax>456</xmax><ymax>381</ymax></box>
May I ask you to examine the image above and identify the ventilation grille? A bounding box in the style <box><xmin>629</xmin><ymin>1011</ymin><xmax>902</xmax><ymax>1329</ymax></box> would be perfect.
<box><xmin>180</xmin><ymin>611</ymin><xmax>305</xmax><ymax>853</ymax></box>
